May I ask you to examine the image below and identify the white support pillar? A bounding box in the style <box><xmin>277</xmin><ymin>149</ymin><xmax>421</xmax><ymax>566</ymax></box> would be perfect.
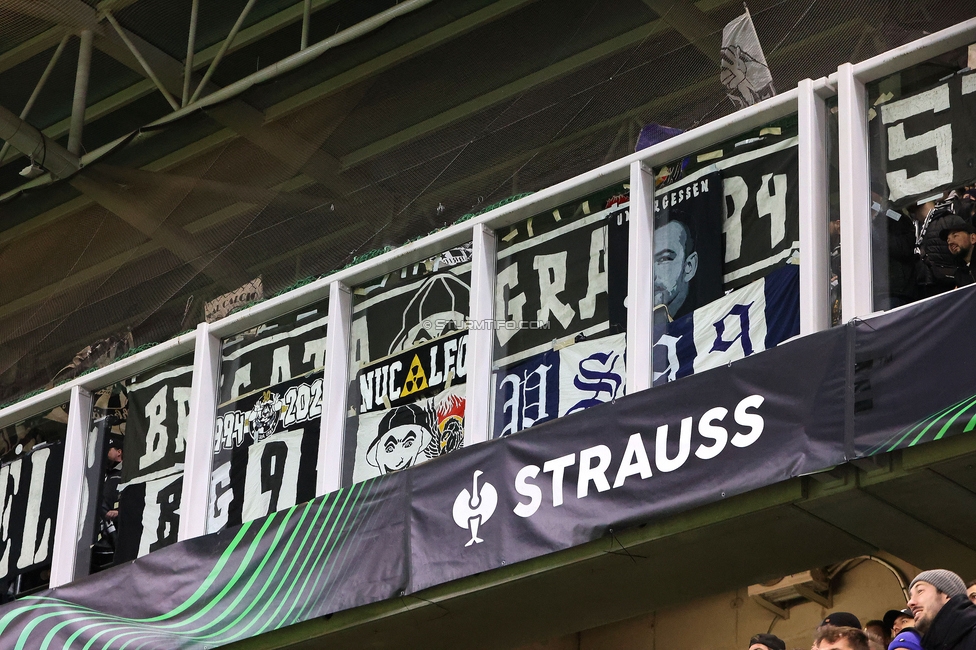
<box><xmin>317</xmin><ymin>281</ymin><xmax>351</xmax><ymax>495</ymax></box>
<box><xmin>837</xmin><ymin>63</ymin><xmax>874</xmax><ymax>321</ymax></box>
<box><xmin>798</xmin><ymin>78</ymin><xmax>830</xmax><ymax>334</ymax></box>
<box><xmin>179</xmin><ymin>322</ymin><xmax>220</xmax><ymax>540</ymax></box>
<box><xmin>465</xmin><ymin>223</ymin><xmax>496</xmax><ymax>446</ymax></box>
<box><xmin>626</xmin><ymin>160</ymin><xmax>655</xmax><ymax>393</ymax></box>
<box><xmin>50</xmin><ymin>386</ymin><xmax>92</xmax><ymax>588</ymax></box>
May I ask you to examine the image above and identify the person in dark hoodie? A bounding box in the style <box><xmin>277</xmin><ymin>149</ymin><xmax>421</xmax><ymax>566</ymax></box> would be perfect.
<box><xmin>906</xmin><ymin>569</ymin><xmax>976</xmax><ymax>650</ymax></box>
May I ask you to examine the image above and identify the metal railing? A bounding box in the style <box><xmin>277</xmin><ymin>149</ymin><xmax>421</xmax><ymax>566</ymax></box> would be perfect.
<box><xmin>0</xmin><ymin>17</ymin><xmax>973</xmax><ymax>590</ymax></box>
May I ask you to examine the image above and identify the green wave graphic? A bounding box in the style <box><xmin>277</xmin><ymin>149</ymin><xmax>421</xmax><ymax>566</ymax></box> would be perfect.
<box><xmin>0</xmin><ymin>481</ymin><xmax>375</xmax><ymax>649</ymax></box>
<box><xmin>865</xmin><ymin>392</ymin><xmax>976</xmax><ymax>456</ymax></box>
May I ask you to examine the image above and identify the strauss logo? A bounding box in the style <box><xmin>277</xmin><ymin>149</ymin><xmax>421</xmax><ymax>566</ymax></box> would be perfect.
<box><xmin>452</xmin><ymin>470</ymin><xmax>497</xmax><ymax>547</ymax></box>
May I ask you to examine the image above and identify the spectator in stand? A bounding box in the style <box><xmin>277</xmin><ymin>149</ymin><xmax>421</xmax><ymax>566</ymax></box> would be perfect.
<box><xmin>748</xmin><ymin>633</ymin><xmax>786</xmax><ymax>650</ymax></box>
<box><xmin>906</xmin><ymin>569</ymin><xmax>976</xmax><ymax>650</ymax></box>
<box><xmin>821</xmin><ymin>613</ymin><xmax>863</xmax><ymax>630</ymax></box>
<box><xmin>888</xmin><ymin>628</ymin><xmax>923</xmax><ymax>650</ymax></box>
<box><xmin>814</xmin><ymin>626</ymin><xmax>870</xmax><ymax>650</ymax></box>
<box><xmin>939</xmin><ymin>218</ymin><xmax>976</xmax><ymax>288</ymax></box>
<box><xmin>967</xmin><ymin>580</ymin><xmax>976</xmax><ymax>605</ymax></box>
<box><xmin>866</xmin><ymin>619</ymin><xmax>891</xmax><ymax>648</ymax></box>
<box><xmin>885</xmin><ymin>609</ymin><xmax>916</xmax><ymax>637</ymax></box>
<box><xmin>911</xmin><ymin>193</ymin><xmax>964</xmax><ymax>298</ymax></box>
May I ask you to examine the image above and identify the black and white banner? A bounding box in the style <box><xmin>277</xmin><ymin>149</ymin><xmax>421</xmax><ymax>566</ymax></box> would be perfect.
<box><xmin>355</xmin><ymin>331</ymin><xmax>468</xmax><ymax>414</ymax></box>
<box><xmin>209</xmin><ymin>301</ymin><xmax>329</xmax><ymax>532</ymax></box>
<box><xmin>0</xmin><ymin>442</ymin><xmax>63</xmax><ymax>583</ymax></box>
<box><xmin>117</xmin><ymin>359</ymin><xmax>193</xmax><ymax>562</ymax></box>
<box><xmin>209</xmin><ymin>372</ymin><xmax>321</xmax><ymax>532</ymax></box>
<box><xmin>654</xmin><ymin>172</ymin><xmax>725</xmax><ymax>322</ymax></box>
<box><xmin>218</xmin><ymin>301</ymin><xmax>328</xmax><ymax>403</ymax></box>
<box><xmin>350</xmin><ymin>384</ymin><xmax>466</xmax><ymax>483</ymax></box>
<box><xmin>709</xmin><ymin>136</ymin><xmax>798</xmax><ymax>288</ymax></box>
<box><xmin>494</xmin><ymin>203</ymin><xmax>629</xmax><ymax>367</ymax></box>
<box><xmin>345</xmin><ymin>247</ymin><xmax>473</xmax><ymax>483</ymax></box>
<box><xmin>874</xmin><ymin>70</ymin><xmax>976</xmax><ymax>208</ymax></box>
<box><xmin>348</xmin><ymin>245</ymin><xmax>471</xmax><ymax>375</ymax></box>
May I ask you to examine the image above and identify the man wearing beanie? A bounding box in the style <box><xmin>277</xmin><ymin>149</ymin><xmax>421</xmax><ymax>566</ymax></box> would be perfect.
<box><xmin>907</xmin><ymin>569</ymin><xmax>976</xmax><ymax>650</ymax></box>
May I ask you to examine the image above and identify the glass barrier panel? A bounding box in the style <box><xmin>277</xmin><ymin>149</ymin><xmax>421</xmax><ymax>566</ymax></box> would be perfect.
<box><xmin>208</xmin><ymin>300</ymin><xmax>329</xmax><ymax>534</ymax></box>
<box><xmin>492</xmin><ymin>183</ymin><xmax>629</xmax><ymax>438</ymax></box>
<box><xmin>867</xmin><ymin>46</ymin><xmax>975</xmax><ymax>311</ymax></box>
<box><xmin>0</xmin><ymin>404</ymin><xmax>68</xmax><ymax>600</ymax></box>
<box><xmin>344</xmin><ymin>244</ymin><xmax>472</xmax><ymax>485</ymax></box>
<box><xmin>81</xmin><ymin>355</ymin><xmax>192</xmax><ymax>574</ymax></box>
<box><xmin>652</xmin><ymin>117</ymin><xmax>800</xmax><ymax>384</ymax></box>
<box><xmin>827</xmin><ymin>96</ymin><xmax>842</xmax><ymax>325</ymax></box>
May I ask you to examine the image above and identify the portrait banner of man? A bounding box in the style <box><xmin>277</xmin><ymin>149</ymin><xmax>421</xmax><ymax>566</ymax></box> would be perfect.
<box><xmin>653</xmin><ymin>170</ymin><xmax>725</xmax><ymax>324</ymax></box>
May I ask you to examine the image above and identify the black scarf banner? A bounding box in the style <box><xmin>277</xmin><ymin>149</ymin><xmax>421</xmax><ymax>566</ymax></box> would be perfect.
<box><xmin>218</xmin><ymin>300</ymin><xmax>329</xmax><ymax>404</ymax></box>
<box><xmin>348</xmin><ymin>245</ymin><xmax>472</xmax><ymax>373</ymax></box>
<box><xmin>210</xmin><ymin>371</ymin><xmax>322</xmax><ymax>532</ymax></box>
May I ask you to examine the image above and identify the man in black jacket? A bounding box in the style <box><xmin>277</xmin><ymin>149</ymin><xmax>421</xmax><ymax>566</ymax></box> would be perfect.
<box><xmin>907</xmin><ymin>569</ymin><xmax>976</xmax><ymax>650</ymax></box>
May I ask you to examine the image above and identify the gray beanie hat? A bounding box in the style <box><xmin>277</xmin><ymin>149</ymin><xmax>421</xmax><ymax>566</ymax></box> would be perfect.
<box><xmin>909</xmin><ymin>569</ymin><xmax>966</xmax><ymax>597</ymax></box>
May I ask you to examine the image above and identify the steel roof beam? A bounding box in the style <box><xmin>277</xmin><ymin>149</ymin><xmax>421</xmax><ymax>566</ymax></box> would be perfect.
<box><xmin>0</xmin><ymin>26</ymin><xmax>67</xmax><ymax>75</ymax></box>
<box><xmin>0</xmin><ymin>102</ymin><xmax>80</xmax><ymax>178</ymax></box>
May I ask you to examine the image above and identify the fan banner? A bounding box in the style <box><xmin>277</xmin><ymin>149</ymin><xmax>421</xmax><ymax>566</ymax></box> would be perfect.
<box><xmin>3</xmin><ymin>288</ymin><xmax>976</xmax><ymax>649</ymax></box>
<box><xmin>0</xmin><ymin>441</ymin><xmax>63</xmax><ymax>586</ymax></box>
<box><xmin>217</xmin><ymin>300</ymin><xmax>329</xmax><ymax>404</ymax></box>
<box><xmin>494</xmin><ymin>202</ymin><xmax>629</xmax><ymax>368</ymax></box>
<box><xmin>208</xmin><ymin>370</ymin><xmax>322</xmax><ymax>532</ymax></box>
<box><xmin>654</xmin><ymin>263</ymin><xmax>800</xmax><ymax>385</ymax></box>
<box><xmin>872</xmin><ymin>70</ymin><xmax>976</xmax><ymax>208</ymax></box>
<box><xmin>493</xmin><ymin>332</ymin><xmax>627</xmax><ymax>437</ymax></box>
<box><xmin>116</xmin><ymin>358</ymin><xmax>193</xmax><ymax>562</ymax></box>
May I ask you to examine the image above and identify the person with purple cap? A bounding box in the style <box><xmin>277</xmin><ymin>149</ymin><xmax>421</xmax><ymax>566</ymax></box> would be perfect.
<box><xmin>906</xmin><ymin>569</ymin><xmax>976</xmax><ymax>650</ymax></box>
<box><xmin>888</xmin><ymin>628</ymin><xmax>922</xmax><ymax>650</ymax></box>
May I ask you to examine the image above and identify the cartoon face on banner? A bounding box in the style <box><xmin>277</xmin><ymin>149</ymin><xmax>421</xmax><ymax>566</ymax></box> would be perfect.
<box><xmin>494</xmin><ymin>189</ymin><xmax>629</xmax><ymax>368</ymax></box>
<box><xmin>344</xmin><ymin>246</ymin><xmax>472</xmax><ymax>487</ymax></box>
<box><xmin>348</xmin><ymin>245</ymin><xmax>471</xmax><ymax>375</ymax></box>
<box><xmin>351</xmin><ymin>385</ymin><xmax>466</xmax><ymax>483</ymax></box>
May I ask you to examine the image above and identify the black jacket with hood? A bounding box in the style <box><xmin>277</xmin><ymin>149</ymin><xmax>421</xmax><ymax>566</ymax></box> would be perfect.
<box><xmin>923</xmin><ymin>594</ymin><xmax>976</xmax><ymax>650</ymax></box>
